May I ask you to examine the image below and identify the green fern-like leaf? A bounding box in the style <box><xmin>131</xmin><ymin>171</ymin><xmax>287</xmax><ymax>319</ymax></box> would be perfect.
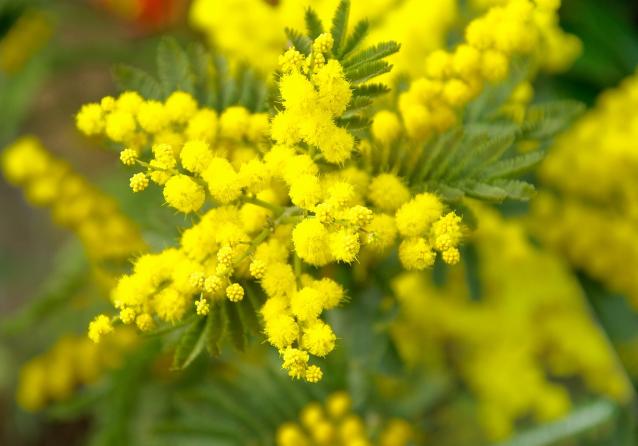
<box><xmin>223</xmin><ymin>300</ymin><xmax>247</xmax><ymax>351</ymax></box>
<box><xmin>482</xmin><ymin>149</ymin><xmax>545</xmax><ymax>180</ymax></box>
<box><xmin>172</xmin><ymin>316</ymin><xmax>208</xmax><ymax>370</ymax></box>
<box><xmin>330</xmin><ymin>0</ymin><xmax>350</xmax><ymax>55</ymax></box>
<box><xmin>304</xmin><ymin>8</ymin><xmax>324</xmax><ymax>40</ymax></box>
<box><xmin>285</xmin><ymin>27</ymin><xmax>312</xmax><ymax>56</ymax></box>
<box><xmin>345</xmin><ymin>60</ymin><xmax>392</xmax><ymax>84</ymax></box>
<box><xmin>111</xmin><ymin>65</ymin><xmax>162</xmax><ymax>100</ymax></box>
<box><xmin>342</xmin><ymin>41</ymin><xmax>400</xmax><ymax>70</ymax></box>
<box><xmin>352</xmin><ymin>83</ymin><xmax>390</xmax><ymax>98</ymax></box>
<box><xmin>522</xmin><ymin>100</ymin><xmax>585</xmax><ymax>140</ymax></box>
<box><xmin>340</xmin><ymin>19</ymin><xmax>369</xmax><ymax>58</ymax></box>
<box><xmin>156</xmin><ymin>37</ymin><xmax>195</xmax><ymax>96</ymax></box>
<box><xmin>206</xmin><ymin>303</ymin><xmax>225</xmax><ymax>356</ymax></box>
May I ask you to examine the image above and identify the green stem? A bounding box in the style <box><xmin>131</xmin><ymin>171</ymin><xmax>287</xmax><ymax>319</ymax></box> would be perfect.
<box><xmin>241</xmin><ymin>196</ymin><xmax>285</xmax><ymax>215</ymax></box>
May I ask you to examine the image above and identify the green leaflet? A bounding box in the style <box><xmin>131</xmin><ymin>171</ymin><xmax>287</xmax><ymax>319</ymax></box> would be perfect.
<box><xmin>342</xmin><ymin>41</ymin><xmax>401</xmax><ymax>70</ymax></box>
<box><xmin>156</xmin><ymin>37</ymin><xmax>195</xmax><ymax>96</ymax></box>
<box><xmin>482</xmin><ymin>150</ymin><xmax>546</xmax><ymax>180</ymax></box>
<box><xmin>172</xmin><ymin>315</ymin><xmax>209</xmax><ymax>370</ymax></box>
<box><xmin>340</xmin><ymin>19</ymin><xmax>369</xmax><ymax>58</ymax></box>
<box><xmin>330</xmin><ymin>0</ymin><xmax>350</xmax><ymax>55</ymax></box>
<box><xmin>344</xmin><ymin>59</ymin><xmax>393</xmax><ymax>84</ymax></box>
<box><xmin>304</xmin><ymin>8</ymin><xmax>324</xmax><ymax>40</ymax></box>
<box><xmin>206</xmin><ymin>302</ymin><xmax>225</xmax><ymax>357</ymax></box>
<box><xmin>112</xmin><ymin>64</ymin><xmax>162</xmax><ymax>100</ymax></box>
<box><xmin>522</xmin><ymin>100</ymin><xmax>585</xmax><ymax>140</ymax></box>
<box><xmin>223</xmin><ymin>300</ymin><xmax>247</xmax><ymax>352</ymax></box>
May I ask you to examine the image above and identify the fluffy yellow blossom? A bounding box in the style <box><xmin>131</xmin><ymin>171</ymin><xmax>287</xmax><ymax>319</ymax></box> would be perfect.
<box><xmin>88</xmin><ymin>315</ymin><xmax>114</xmax><ymax>343</ymax></box>
<box><xmin>395</xmin><ymin>193</ymin><xmax>443</xmax><ymax>237</ymax></box>
<box><xmin>163</xmin><ymin>174</ymin><xmax>205</xmax><ymax>213</ymax></box>
<box><xmin>226</xmin><ymin>283</ymin><xmax>245</xmax><ymax>302</ymax></box>
<box><xmin>368</xmin><ymin>174</ymin><xmax>411</xmax><ymax>212</ymax></box>
<box><xmin>129</xmin><ymin>172</ymin><xmax>149</xmax><ymax>192</ymax></box>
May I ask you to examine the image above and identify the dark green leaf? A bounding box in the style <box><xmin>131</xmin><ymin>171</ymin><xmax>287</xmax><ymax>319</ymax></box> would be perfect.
<box><xmin>352</xmin><ymin>83</ymin><xmax>390</xmax><ymax>98</ymax></box>
<box><xmin>330</xmin><ymin>0</ymin><xmax>350</xmax><ymax>55</ymax></box>
<box><xmin>483</xmin><ymin>150</ymin><xmax>546</xmax><ymax>179</ymax></box>
<box><xmin>337</xmin><ymin>115</ymin><xmax>370</xmax><ymax>130</ymax></box>
<box><xmin>223</xmin><ymin>300</ymin><xmax>247</xmax><ymax>351</ymax></box>
<box><xmin>490</xmin><ymin>179</ymin><xmax>536</xmax><ymax>201</ymax></box>
<box><xmin>111</xmin><ymin>64</ymin><xmax>162</xmax><ymax>100</ymax></box>
<box><xmin>340</xmin><ymin>19</ymin><xmax>369</xmax><ymax>58</ymax></box>
<box><xmin>187</xmin><ymin>42</ymin><xmax>213</xmax><ymax>105</ymax></box>
<box><xmin>304</xmin><ymin>8</ymin><xmax>324</xmax><ymax>40</ymax></box>
<box><xmin>522</xmin><ymin>100</ymin><xmax>585</xmax><ymax>140</ymax></box>
<box><xmin>156</xmin><ymin>37</ymin><xmax>195</xmax><ymax>95</ymax></box>
<box><xmin>342</xmin><ymin>41</ymin><xmax>400</xmax><ymax>70</ymax></box>
<box><xmin>206</xmin><ymin>303</ymin><xmax>224</xmax><ymax>356</ymax></box>
<box><xmin>462</xmin><ymin>181</ymin><xmax>508</xmax><ymax>202</ymax></box>
<box><xmin>172</xmin><ymin>316</ymin><xmax>208</xmax><ymax>370</ymax></box>
<box><xmin>345</xmin><ymin>60</ymin><xmax>392</xmax><ymax>84</ymax></box>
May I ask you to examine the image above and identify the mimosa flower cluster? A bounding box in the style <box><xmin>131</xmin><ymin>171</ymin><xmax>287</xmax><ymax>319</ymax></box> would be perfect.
<box><xmin>277</xmin><ymin>391</ymin><xmax>414</xmax><ymax>446</ymax></box>
<box><xmin>398</xmin><ymin>0</ymin><xmax>579</xmax><ymax>141</ymax></box>
<box><xmin>392</xmin><ymin>207</ymin><xmax>632</xmax><ymax>441</ymax></box>
<box><xmin>76</xmin><ymin>18</ymin><xmax>467</xmax><ymax>383</ymax></box>
<box><xmin>1</xmin><ymin>137</ymin><xmax>145</xmax><ymax>268</ymax></box>
<box><xmin>190</xmin><ymin>0</ymin><xmax>457</xmax><ymax>76</ymax></box>
<box><xmin>76</xmin><ymin>90</ymin><xmax>269</xmax><ymax>154</ymax></box>
<box><xmin>534</xmin><ymin>68</ymin><xmax>638</xmax><ymax>308</ymax></box>
<box><xmin>16</xmin><ymin>328</ymin><xmax>137</xmax><ymax>412</ymax></box>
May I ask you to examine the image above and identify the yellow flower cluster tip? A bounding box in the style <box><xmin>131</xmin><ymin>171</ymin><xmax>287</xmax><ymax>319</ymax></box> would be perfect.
<box><xmin>1</xmin><ymin>137</ymin><xmax>145</xmax><ymax>265</ymax></box>
<box><xmin>76</xmin><ymin>22</ymin><xmax>465</xmax><ymax>384</ymax></box>
<box><xmin>16</xmin><ymin>328</ymin><xmax>137</xmax><ymax>412</ymax></box>
<box><xmin>277</xmin><ymin>391</ymin><xmax>413</xmax><ymax>446</ymax></box>
<box><xmin>397</xmin><ymin>0</ymin><xmax>579</xmax><ymax>141</ymax></box>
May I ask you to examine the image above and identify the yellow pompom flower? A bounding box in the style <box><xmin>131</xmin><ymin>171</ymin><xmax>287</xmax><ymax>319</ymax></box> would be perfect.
<box><xmin>76</xmin><ymin>103</ymin><xmax>104</xmax><ymax>136</ymax></box>
<box><xmin>395</xmin><ymin>193</ymin><xmax>443</xmax><ymax>237</ymax></box>
<box><xmin>282</xmin><ymin>347</ymin><xmax>309</xmax><ymax>379</ymax></box>
<box><xmin>88</xmin><ymin>315</ymin><xmax>113</xmax><ymax>343</ymax></box>
<box><xmin>305</xmin><ymin>365</ymin><xmax>323</xmax><ymax>383</ymax></box>
<box><xmin>135</xmin><ymin>313</ymin><xmax>155</xmax><ymax>332</ymax></box>
<box><xmin>186</xmin><ymin>108</ymin><xmax>218</xmax><ymax>142</ymax></box>
<box><xmin>105</xmin><ymin>110</ymin><xmax>136</xmax><ymax>143</ymax></box>
<box><xmin>203</xmin><ymin>157</ymin><xmax>242</xmax><ymax>203</ymax></box>
<box><xmin>290</xmin><ymin>287</ymin><xmax>324</xmax><ymax>322</ymax></box>
<box><xmin>116</xmin><ymin>91</ymin><xmax>143</xmax><ymax>113</ymax></box>
<box><xmin>162</xmin><ymin>174</ymin><xmax>205</xmax><ymax>213</ymax></box>
<box><xmin>219</xmin><ymin>106</ymin><xmax>250</xmax><ymax>140</ymax></box>
<box><xmin>164</xmin><ymin>91</ymin><xmax>197</xmax><ymax>123</ymax></box>
<box><xmin>289</xmin><ymin>175</ymin><xmax>322</xmax><ymax>210</ymax></box>
<box><xmin>371</xmin><ymin>111</ymin><xmax>401</xmax><ymax>145</ymax></box>
<box><xmin>329</xmin><ymin>229</ymin><xmax>360</xmax><ymax>263</ymax></box>
<box><xmin>313</xmin><ymin>59</ymin><xmax>352</xmax><ymax>116</ymax></box>
<box><xmin>292</xmin><ymin>219</ymin><xmax>333</xmax><ymax>266</ymax></box>
<box><xmin>226</xmin><ymin>283</ymin><xmax>244</xmax><ymax>302</ymax></box>
<box><xmin>195</xmin><ymin>297</ymin><xmax>210</xmax><ymax>316</ymax></box>
<box><xmin>129</xmin><ymin>172</ymin><xmax>149</xmax><ymax>192</ymax></box>
<box><xmin>312</xmin><ymin>278</ymin><xmax>345</xmax><ymax>310</ymax></box>
<box><xmin>119</xmin><ymin>148</ymin><xmax>137</xmax><ymax>166</ymax></box>
<box><xmin>398</xmin><ymin>237</ymin><xmax>436</xmax><ymax>270</ymax></box>
<box><xmin>265</xmin><ymin>315</ymin><xmax>299</xmax><ymax>350</ymax></box>
<box><xmin>136</xmin><ymin>100</ymin><xmax>167</xmax><ymax>133</ymax></box>
<box><xmin>365</xmin><ymin>214</ymin><xmax>398</xmax><ymax>252</ymax></box>
<box><xmin>368</xmin><ymin>174</ymin><xmax>411</xmax><ymax>212</ymax></box>
<box><xmin>302</xmin><ymin>321</ymin><xmax>336</xmax><ymax>357</ymax></box>
<box><xmin>180</xmin><ymin>140</ymin><xmax>213</xmax><ymax>174</ymax></box>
